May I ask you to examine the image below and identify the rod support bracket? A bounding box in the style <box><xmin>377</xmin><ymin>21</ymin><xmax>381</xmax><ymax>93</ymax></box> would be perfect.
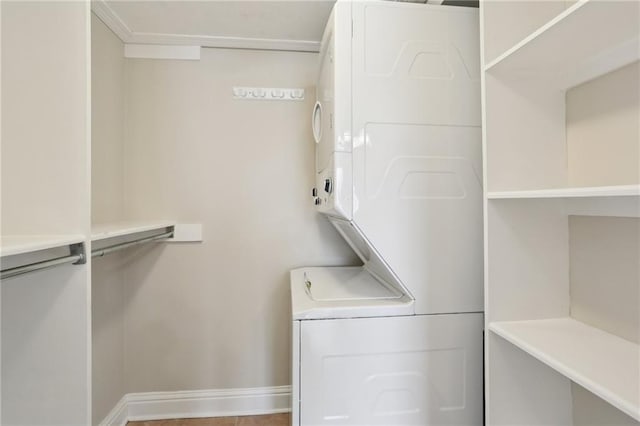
<box><xmin>70</xmin><ymin>242</ymin><xmax>87</xmax><ymax>265</ymax></box>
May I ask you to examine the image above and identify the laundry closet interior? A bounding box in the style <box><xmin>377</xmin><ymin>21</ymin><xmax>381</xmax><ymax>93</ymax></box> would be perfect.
<box><xmin>1</xmin><ymin>1</ymin><xmax>639</xmax><ymax>425</ymax></box>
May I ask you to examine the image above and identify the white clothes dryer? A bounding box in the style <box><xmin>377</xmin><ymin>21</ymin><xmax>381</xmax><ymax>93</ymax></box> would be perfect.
<box><xmin>292</xmin><ymin>1</ymin><xmax>484</xmax><ymax>424</ymax></box>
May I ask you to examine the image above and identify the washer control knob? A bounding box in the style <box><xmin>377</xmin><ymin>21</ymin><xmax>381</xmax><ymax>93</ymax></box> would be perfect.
<box><xmin>324</xmin><ymin>178</ymin><xmax>332</xmax><ymax>193</ymax></box>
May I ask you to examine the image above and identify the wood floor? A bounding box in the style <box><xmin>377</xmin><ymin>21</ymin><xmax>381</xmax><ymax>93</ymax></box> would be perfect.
<box><xmin>128</xmin><ymin>413</ymin><xmax>290</xmax><ymax>426</ymax></box>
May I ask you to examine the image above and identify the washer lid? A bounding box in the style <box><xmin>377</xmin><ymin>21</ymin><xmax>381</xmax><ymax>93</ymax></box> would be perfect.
<box><xmin>327</xmin><ymin>216</ymin><xmax>414</xmax><ymax>299</ymax></box>
<box><xmin>305</xmin><ymin>266</ymin><xmax>403</xmax><ymax>301</ymax></box>
<box><xmin>291</xmin><ymin>266</ymin><xmax>414</xmax><ymax>320</ymax></box>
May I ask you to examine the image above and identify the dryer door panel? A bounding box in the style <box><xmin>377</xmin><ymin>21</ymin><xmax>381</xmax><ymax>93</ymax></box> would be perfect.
<box><xmin>299</xmin><ymin>313</ymin><xmax>483</xmax><ymax>425</ymax></box>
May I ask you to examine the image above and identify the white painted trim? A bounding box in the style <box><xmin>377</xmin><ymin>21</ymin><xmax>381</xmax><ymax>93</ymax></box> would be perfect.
<box><xmin>99</xmin><ymin>386</ymin><xmax>291</xmax><ymax>425</ymax></box>
<box><xmin>99</xmin><ymin>395</ymin><xmax>128</xmax><ymax>426</ymax></box>
<box><xmin>128</xmin><ymin>33</ymin><xmax>320</xmax><ymax>53</ymax></box>
<box><xmin>90</xmin><ymin>0</ymin><xmax>321</xmax><ymax>53</ymax></box>
<box><xmin>91</xmin><ymin>0</ymin><xmax>133</xmax><ymax>43</ymax></box>
<box><xmin>124</xmin><ymin>44</ymin><xmax>201</xmax><ymax>61</ymax></box>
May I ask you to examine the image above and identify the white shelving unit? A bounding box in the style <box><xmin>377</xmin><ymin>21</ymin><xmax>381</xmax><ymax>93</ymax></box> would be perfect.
<box><xmin>482</xmin><ymin>0</ymin><xmax>640</xmax><ymax>424</ymax></box>
<box><xmin>490</xmin><ymin>318</ymin><xmax>640</xmax><ymax>421</ymax></box>
<box><xmin>0</xmin><ymin>235</ymin><xmax>85</xmax><ymax>257</ymax></box>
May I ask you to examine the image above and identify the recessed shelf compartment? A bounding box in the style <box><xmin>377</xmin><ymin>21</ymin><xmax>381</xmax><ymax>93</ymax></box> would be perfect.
<box><xmin>490</xmin><ymin>318</ymin><xmax>640</xmax><ymax>421</ymax></box>
<box><xmin>0</xmin><ymin>235</ymin><xmax>86</xmax><ymax>258</ymax></box>
<box><xmin>485</xmin><ymin>0</ymin><xmax>640</xmax><ymax>89</ymax></box>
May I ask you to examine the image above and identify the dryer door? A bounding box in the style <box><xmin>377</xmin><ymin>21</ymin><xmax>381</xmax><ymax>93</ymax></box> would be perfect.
<box><xmin>314</xmin><ymin>1</ymin><xmax>352</xmax><ymax>173</ymax></box>
<box><xmin>313</xmin><ymin>1</ymin><xmax>353</xmax><ymax>217</ymax></box>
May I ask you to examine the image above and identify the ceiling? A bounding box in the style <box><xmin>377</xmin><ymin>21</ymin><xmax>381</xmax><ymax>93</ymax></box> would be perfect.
<box><xmin>93</xmin><ymin>0</ymin><xmax>337</xmax><ymax>52</ymax></box>
<box><xmin>92</xmin><ymin>0</ymin><xmax>475</xmax><ymax>53</ymax></box>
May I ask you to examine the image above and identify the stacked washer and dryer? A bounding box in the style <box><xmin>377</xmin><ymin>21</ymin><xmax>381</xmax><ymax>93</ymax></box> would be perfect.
<box><xmin>291</xmin><ymin>1</ymin><xmax>483</xmax><ymax>425</ymax></box>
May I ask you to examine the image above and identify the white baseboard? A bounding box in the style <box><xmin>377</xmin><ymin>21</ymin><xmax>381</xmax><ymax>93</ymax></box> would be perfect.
<box><xmin>100</xmin><ymin>395</ymin><xmax>128</xmax><ymax>426</ymax></box>
<box><xmin>100</xmin><ymin>386</ymin><xmax>291</xmax><ymax>425</ymax></box>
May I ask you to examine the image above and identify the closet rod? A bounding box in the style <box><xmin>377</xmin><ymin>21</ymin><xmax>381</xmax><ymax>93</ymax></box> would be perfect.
<box><xmin>1</xmin><ymin>250</ymin><xmax>85</xmax><ymax>280</ymax></box>
<box><xmin>92</xmin><ymin>230</ymin><xmax>173</xmax><ymax>258</ymax></box>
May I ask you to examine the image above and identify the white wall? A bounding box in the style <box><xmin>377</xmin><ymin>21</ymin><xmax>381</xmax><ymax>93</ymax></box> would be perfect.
<box><xmin>91</xmin><ymin>14</ymin><xmax>126</xmax><ymax>424</ymax></box>
<box><xmin>92</xmin><ymin>13</ymin><xmax>125</xmax><ymax>225</ymax></box>
<box><xmin>569</xmin><ymin>216</ymin><xmax>639</xmax><ymax>344</ymax></box>
<box><xmin>572</xmin><ymin>384</ymin><xmax>639</xmax><ymax>426</ymax></box>
<box><xmin>91</xmin><ymin>46</ymin><xmax>358</xmax><ymax>394</ymax></box>
<box><xmin>569</xmin><ymin>215</ymin><xmax>640</xmax><ymax>425</ymax></box>
<box><xmin>1</xmin><ymin>0</ymin><xmax>89</xmax><ymax>236</ymax></box>
<box><xmin>481</xmin><ymin>1</ymin><xmax>573</xmax><ymax>66</ymax></box>
<box><xmin>566</xmin><ymin>61</ymin><xmax>640</xmax><ymax>187</ymax></box>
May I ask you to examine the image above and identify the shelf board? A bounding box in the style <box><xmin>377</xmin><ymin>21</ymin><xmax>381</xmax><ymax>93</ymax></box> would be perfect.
<box><xmin>485</xmin><ymin>0</ymin><xmax>640</xmax><ymax>89</ymax></box>
<box><xmin>490</xmin><ymin>318</ymin><xmax>640</xmax><ymax>421</ymax></box>
<box><xmin>0</xmin><ymin>235</ymin><xmax>85</xmax><ymax>258</ymax></box>
<box><xmin>488</xmin><ymin>184</ymin><xmax>640</xmax><ymax>200</ymax></box>
<box><xmin>91</xmin><ymin>220</ymin><xmax>175</xmax><ymax>242</ymax></box>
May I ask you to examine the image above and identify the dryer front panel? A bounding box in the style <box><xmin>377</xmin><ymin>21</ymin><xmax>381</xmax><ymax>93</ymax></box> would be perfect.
<box><xmin>315</xmin><ymin>26</ymin><xmax>337</xmax><ymax>171</ymax></box>
<box><xmin>314</xmin><ymin>1</ymin><xmax>352</xmax><ymax>173</ymax></box>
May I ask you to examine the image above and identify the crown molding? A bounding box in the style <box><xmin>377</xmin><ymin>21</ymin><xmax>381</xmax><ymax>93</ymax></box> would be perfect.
<box><xmin>130</xmin><ymin>33</ymin><xmax>320</xmax><ymax>53</ymax></box>
<box><xmin>91</xmin><ymin>0</ymin><xmax>133</xmax><ymax>42</ymax></box>
<box><xmin>90</xmin><ymin>0</ymin><xmax>321</xmax><ymax>53</ymax></box>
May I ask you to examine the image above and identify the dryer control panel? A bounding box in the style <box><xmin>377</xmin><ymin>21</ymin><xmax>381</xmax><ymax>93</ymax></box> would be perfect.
<box><xmin>311</xmin><ymin>153</ymin><xmax>352</xmax><ymax>220</ymax></box>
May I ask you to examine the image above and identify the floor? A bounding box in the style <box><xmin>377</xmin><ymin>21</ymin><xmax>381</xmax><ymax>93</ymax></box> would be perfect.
<box><xmin>127</xmin><ymin>413</ymin><xmax>290</xmax><ymax>426</ymax></box>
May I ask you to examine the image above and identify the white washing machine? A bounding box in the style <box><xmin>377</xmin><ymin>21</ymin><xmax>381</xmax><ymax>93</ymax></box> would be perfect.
<box><xmin>292</xmin><ymin>1</ymin><xmax>483</xmax><ymax>425</ymax></box>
